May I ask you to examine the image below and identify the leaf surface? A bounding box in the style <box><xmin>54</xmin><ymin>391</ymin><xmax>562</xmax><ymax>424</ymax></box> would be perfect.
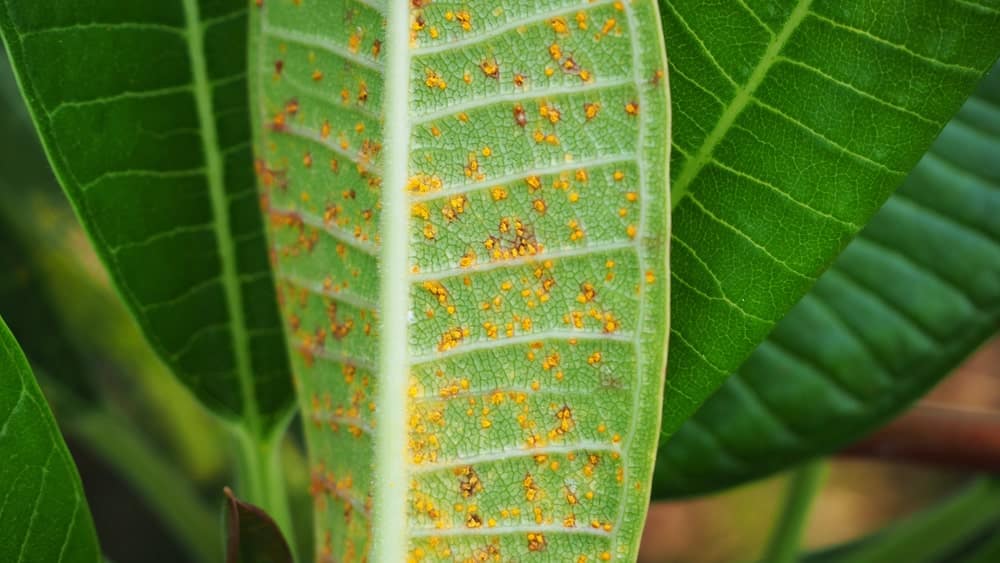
<box><xmin>0</xmin><ymin>315</ymin><xmax>101</xmax><ymax>563</ymax></box>
<box><xmin>655</xmin><ymin>61</ymin><xmax>1000</xmax><ymax>496</ymax></box>
<box><xmin>656</xmin><ymin>0</ymin><xmax>1000</xmax><ymax>442</ymax></box>
<box><xmin>224</xmin><ymin>487</ymin><xmax>293</xmax><ymax>563</ymax></box>
<box><xmin>251</xmin><ymin>1</ymin><xmax>670</xmax><ymax>560</ymax></box>
<box><xmin>0</xmin><ymin>0</ymin><xmax>293</xmax><ymax>431</ymax></box>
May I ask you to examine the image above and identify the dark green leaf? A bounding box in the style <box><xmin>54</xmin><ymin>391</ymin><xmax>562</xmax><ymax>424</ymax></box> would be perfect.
<box><xmin>656</xmin><ymin>62</ymin><xmax>1000</xmax><ymax>496</ymax></box>
<box><xmin>223</xmin><ymin>486</ymin><xmax>292</xmax><ymax>563</ymax></box>
<box><xmin>0</xmin><ymin>315</ymin><xmax>101</xmax><ymax>563</ymax></box>
<box><xmin>656</xmin><ymin>1</ymin><xmax>1000</xmax><ymax>443</ymax></box>
<box><xmin>0</xmin><ymin>0</ymin><xmax>293</xmax><ymax>432</ymax></box>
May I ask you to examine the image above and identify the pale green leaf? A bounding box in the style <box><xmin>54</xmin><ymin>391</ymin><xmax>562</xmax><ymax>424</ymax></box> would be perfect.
<box><xmin>251</xmin><ymin>1</ymin><xmax>670</xmax><ymax>560</ymax></box>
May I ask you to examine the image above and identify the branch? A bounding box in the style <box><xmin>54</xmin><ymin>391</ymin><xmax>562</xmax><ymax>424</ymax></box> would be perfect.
<box><xmin>840</xmin><ymin>403</ymin><xmax>1000</xmax><ymax>472</ymax></box>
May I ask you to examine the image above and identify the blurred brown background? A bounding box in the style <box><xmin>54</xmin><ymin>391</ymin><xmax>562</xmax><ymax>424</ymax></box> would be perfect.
<box><xmin>638</xmin><ymin>336</ymin><xmax>1000</xmax><ymax>563</ymax></box>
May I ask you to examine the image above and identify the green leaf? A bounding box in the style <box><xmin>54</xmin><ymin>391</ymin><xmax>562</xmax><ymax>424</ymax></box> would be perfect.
<box><xmin>0</xmin><ymin>315</ymin><xmax>101</xmax><ymax>563</ymax></box>
<box><xmin>655</xmin><ymin>61</ymin><xmax>1000</xmax><ymax>496</ymax></box>
<box><xmin>251</xmin><ymin>1</ymin><xmax>670</xmax><ymax>561</ymax></box>
<box><xmin>805</xmin><ymin>478</ymin><xmax>1000</xmax><ymax>563</ymax></box>
<box><xmin>0</xmin><ymin>0</ymin><xmax>293</xmax><ymax>432</ymax></box>
<box><xmin>656</xmin><ymin>1</ymin><xmax>1000</xmax><ymax>441</ymax></box>
<box><xmin>224</xmin><ymin>486</ymin><xmax>293</xmax><ymax>563</ymax></box>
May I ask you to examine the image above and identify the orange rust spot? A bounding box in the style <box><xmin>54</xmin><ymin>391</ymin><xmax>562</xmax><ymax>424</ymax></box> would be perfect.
<box><xmin>479</xmin><ymin>58</ymin><xmax>499</xmax><ymax>79</ymax></box>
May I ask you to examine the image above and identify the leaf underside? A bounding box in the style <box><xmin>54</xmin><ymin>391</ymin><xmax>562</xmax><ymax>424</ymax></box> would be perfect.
<box><xmin>0</xmin><ymin>0</ymin><xmax>293</xmax><ymax>431</ymax></box>
<box><xmin>251</xmin><ymin>0</ymin><xmax>669</xmax><ymax>560</ymax></box>
<box><xmin>0</xmin><ymin>316</ymin><xmax>101</xmax><ymax>563</ymax></box>
<box><xmin>657</xmin><ymin>61</ymin><xmax>1000</xmax><ymax>496</ymax></box>
<box><xmin>654</xmin><ymin>0</ymin><xmax>1000</xmax><ymax>451</ymax></box>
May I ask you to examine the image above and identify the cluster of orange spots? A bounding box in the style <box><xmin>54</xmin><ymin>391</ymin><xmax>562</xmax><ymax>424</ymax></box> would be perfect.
<box><xmin>527</xmin><ymin>533</ymin><xmax>547</xmax><ymax>552</ymax></box>
<box><xmin>407</xmin><ymin>173</ymin><xmax>443</xmax><ymax>193</ymax></box>
<box><xmin>513</xmin><ymin>73</ymin><xmax>527</xmax><ymax>88</ymax></box>
<box><xmin>309</xmin><ymin>393</ymin><xmax>366</xmax><ymax>439</ymax></box>
<box><xmin>522</xmin><ymin>473</ymin><xmax>541</xmax><ymax>501</ymax></box>
<box><xmin>440</xmin><ymin>194</ymin><xmax>468</xmax><ymax>221</ymax></box>
<box><xmin>550</xmin><ymin>16</ymin><xmax>570</xmax><ymax>34</ymax></box>
<box><xmin>456</xmin><ymin>466</ymin><xmax>483</xmax><ymax>498</ymax></box>
<box><xmin>577</xmin><ymin>282</ymin><xmax>597</xmax><ymax>303</ymax></box>
<box><xmin>625</xmin><ymin>100</ymin><xmax>640</xmax><ymax>116</ymax></box>
<box><xmin>424</xmin><ymin>68</ymin><xmax>447</xmax><ymax>90</ymax></box>
<box><xmin>513</xmin><ymin>103</ymin><xmax>528</xmax><ymax>128</ymax></box>
<box><xmin>539</xmin><ymin>102</ymin><xmax>562</xmax><ymax>124</ymax></box>
<box><xmin>437</xmin><ymin>326</ymin><xmax>469</xmax><ymax>352</ymax></box>
<box><xmin>552</xmin><ymin>405</ymin><xmax>575</xmax><ymax>437</ymax></box>
<box><xmin>584</xmin><ymin>102</ymin><xmax>601</xmax><ymax>121</ymax></box>
<box><xmin>483</xmin><ymin>216</ymin><xmax>544</xmax><ymax>262</ymax></box>
<box><xmin>479</xmin><ymin>57</ymin><xmax>499</xmax><ymax>79</ymax></box>
<box><xmin>587</xmin><ymin>351</ymin><xmax>603</xmax><ymax>365</ymax></box>
<box><xmin>411</xmin><ymin>202</ymin><xmax>430</xmax><ymax>221</ymax></box>
<box><xmin>308</xmin><ymin>464</ymin><xmax>362</xmax><ymax>515</ymax></box>
<box><xmin>532</xmin><ymin>128</ymin><xmax>560</xmax><ymax>146</ymax></box>
<box><xmin>326</xmin><ymin>301</ymin><xmax>355</xmax><ymax>340</ymax></box>
<box><xmin>567</xmin><ymin>219</ymin><xmax>585</xmax><ymax>242</ymax></box>
<box><xmin>254</xmin><ymin>159</ymin><xmax>288</xmax><ymax>191</ymax></box>
<box><xmin>443</xmin><ymin>10</ymin><xmax>472</xmax><ymax>31</ymax></box>
<box><xmin>458</xmin><ymin>250</ymin><xmax>477</xmax><ymax>268</ymax></box>
<box><xmin>268</xmin><ymin>208</ymin><xmax>321</xmax><ymax>257</ymax></box>
<box><xmin>410</xmin><ymin>490</ymin><xmax>443</xmax><ymax>523</ymax></box>
<box><xmin>464</xmin><ymin>153</ymin><xmax>484</xmax><ymax>181</ymax></box>
<box><xmin>422</xmin><ymin>281</ymin><xmax>456</xmax><ymax>315</ymax></box>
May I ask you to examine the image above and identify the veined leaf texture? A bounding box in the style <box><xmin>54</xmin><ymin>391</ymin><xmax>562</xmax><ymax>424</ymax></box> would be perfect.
<box><xmin>251</xmin><ymin>1</ymin><xmax>670</xmax><ymax>560</ymax></box>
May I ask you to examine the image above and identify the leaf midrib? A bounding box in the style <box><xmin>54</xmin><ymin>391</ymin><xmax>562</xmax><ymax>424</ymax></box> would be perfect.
<box><xmin>668</xmin><ymin>0</ymin><xmax>813</xmax><ymax>208</ymax></box>
<box><xmin>180</xmin><ymin>0</ymin><xmax>261</xmax><ymax>431</ymax></box>
<box><xmin>370</xmin><ymin>2</ymin><xmax>412</xmax><ymax>561</ymax></box>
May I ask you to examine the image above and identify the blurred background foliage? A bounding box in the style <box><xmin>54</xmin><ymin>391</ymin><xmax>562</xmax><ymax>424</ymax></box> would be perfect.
<box><xmin>0</xmin><ymin>43</ymin><xmax>998</xmax><ymax>563</ymax></box>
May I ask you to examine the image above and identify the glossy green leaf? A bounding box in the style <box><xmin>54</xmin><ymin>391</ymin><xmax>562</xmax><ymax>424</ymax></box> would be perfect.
<box><xmin>0</xmin><ymin>315</ymin><xmax>101</xmax><ymax>563</ymax></box>
<box><xmin>0</xmin><ymin>0</ymin><xmax>293</xmax><ymax>432</ymax></box>
<box><xmin>251</xmin><ymin>1</ymin><xmax>670</xmax><ymax>560</ymax></box>
<box><xmin>656</xmin><ymin>61</ymin><xmax>1000</xmax><ymax>496</ymax></box>
<box><xmin>656</xmin><ymin>1</ymin><xmax>1000</xmax><ymax>443</ymax></box>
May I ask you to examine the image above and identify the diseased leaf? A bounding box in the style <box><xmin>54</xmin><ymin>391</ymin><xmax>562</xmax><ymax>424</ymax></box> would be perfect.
<box><xmin>251</xmin><ymin>1</ymin><xmax>670</xmax><ymax>560</ymax></box>
<box><xmin>224</xmin><ymin>486</ymin><xmax>293</xmax><ymax>563</ymax></box>
<box><xmin>0</xmin><ymin>315</ymin><xmax>101</xmax><ymax>563</ymax></box>
<box><xmin>0</xmin><ymin>0</ymin><xmax>293</xmax><ymax>431</ymax></box>
<box><xmin>655</xmin><ymin>61</ymin><xmax>1000</xmax><ymax>496</ymax></box>
<box><xmin>656</xmin><ymin>0</ymin><xmax>1000</xmax><ymax>443</ymax></box>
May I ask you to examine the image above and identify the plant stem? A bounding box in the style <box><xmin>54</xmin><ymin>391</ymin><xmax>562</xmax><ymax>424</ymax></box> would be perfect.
<box><xmin>839</xmin><ymin>478</ymin><xmax>1000</xmax><ymax>563</ymax></box>
<box><xmin>231</xmin><ymin>423</ymin><xmax>295</xmax><ymax>551</ymax></box>
<box><xmin>70</xmin><ymin>408</ymin><xmax>219</xmax><ymax>563</ymax></box>
<box><xmin>761</xmin><ymin>460</ymin><xmax>828</xmax><ymax>563</ymax></box>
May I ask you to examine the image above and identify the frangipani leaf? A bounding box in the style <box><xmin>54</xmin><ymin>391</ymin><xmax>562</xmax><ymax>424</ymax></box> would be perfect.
<box><xmin>656</xmin><ymin>60</ymin><xmax>1000</xmax><ymax>496</ymax></box>
<box><xmin>0</xmin><ymin>0</ymin><xmax>293</xmax><ymax>432</ymax></box>
<box><xmin>0</xmin><ymin>315</ymin><xmax>101</xmax><ymax>563</ymax></box>
<box><xmin>251</xmin><ymin>1</ymin><xmax>670</xmax><ymax>560</ymax></box>
<box><xmin>655</xmin><ymin>0</ymin><xmax>1000</xmax><ymax>445</ymax></box>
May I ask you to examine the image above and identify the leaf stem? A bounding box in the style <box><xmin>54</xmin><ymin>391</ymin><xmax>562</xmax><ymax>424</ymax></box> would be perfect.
<box><xmin>231</xmin><ymin>423</ymin><xmax>295</xmax><ymax>556</ymax></box>
<box><xmin>69</xmin><ymin>408</ymin><xmax>219</xmax><ymax>563</ymax></box>
<box><xmin>761</xmin><ymin>460</ymin><xmax>828</xmax><ymax>563</ymax></box>
<box><xmin>838</xmin><ymin>478</ymin><xmax>1000</xmax><ymax>563</ymax></box>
